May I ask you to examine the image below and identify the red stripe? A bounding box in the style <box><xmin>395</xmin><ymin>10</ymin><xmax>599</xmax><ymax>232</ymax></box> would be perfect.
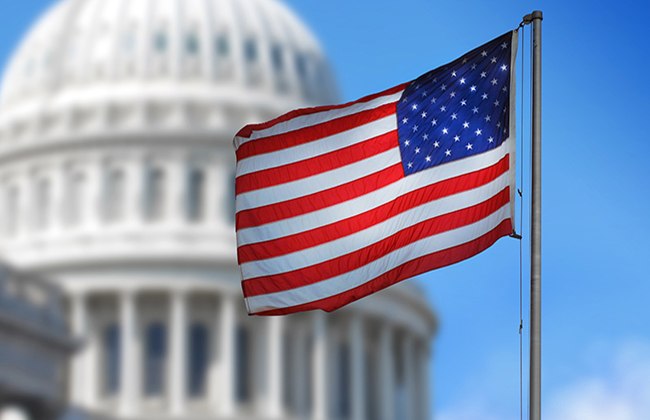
<box><xmin>236</xmin><ymin>103</ymin><xmax>396</xmax><ymax>161</ymax></box>
<box><xmin>251</xmin><ymin>219</ymin><xmax>513</xmax><ymax>315</ymax></box>
<box><xmin>235</xmin><ymin>83</ymin><xmax>407</xmax><ymax>139</ymax></box>
<box><xmin>242</xmin><ymin>187</ymin><xmax>510</xmax><ymax>297</ymax></box>
<box><xmin>237</xmin><ymin>155</ymin><xmax>510</xmax><ymax>263</ymax></box>
<box><xmin>236</xmin><ymin>131</ymin><xmax>398</xmax><ymax>195</ymax></box>
<box><xmin>236</xmin><ymin>163</ymin><xmax>404</xmax><ymax>230</ymax></box>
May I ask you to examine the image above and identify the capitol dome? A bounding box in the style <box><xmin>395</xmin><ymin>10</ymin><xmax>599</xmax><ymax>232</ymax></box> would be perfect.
<box><xmin>0</xmin><ymin>1</ymin><xmax>436</xmax><ymax>420</ymax></box>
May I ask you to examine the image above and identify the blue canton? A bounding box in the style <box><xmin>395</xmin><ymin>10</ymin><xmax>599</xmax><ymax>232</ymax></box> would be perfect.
<box><xmin>397</xmin><ymin>32</ymin><xmax>512</xmax><ymax>176</ymax></box>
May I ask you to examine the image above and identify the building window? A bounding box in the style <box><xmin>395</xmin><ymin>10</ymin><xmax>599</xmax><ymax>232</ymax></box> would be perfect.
<box><xmin>145</xmin><ymin>167</ymin><xmax>165</xmax><ymax>221</ymax></box>
<box><xmin>271</xmin><ymin>45</ymin><xmax>283</xmax><ymax>72</ymax></box>
<box><xmin>186</xmin><ymin>33</ymin><xmax>200</xmax><ymax>55</ymax></box>
<box><xmin>154</xmin><ymin>32</ymin><xmax>167</xmax><ymax>53</ymax></box>
<box><xmin>337</xmin><ymin>343</ymin><xmax>351</xmax><ymax>419</ymax></box>
<box><xmin>235</xmin><ymin>325</ymin><xmax>251</xmax><ymax>402</ymax></box>
<box><xmin>104</xmin><ymin>324</ymin><xmax>121</xmax><ymax>395</ymax></box>
<box><xmin>104</xmin><ymin>168</ymin><xmax>125</xmax><ymax>223</ymax></box>
<box><xmin>34</xmin><ymin>178</ymin><xmax>50</xmax><ymax>230</ymax></box>
<box><xmin>216</xmin><ymin>35</ymin><xmax>229</xmax><ymax>57</ymax></box>
<box><xmin>4</xmin><ymin>185</ymin><xmax>19</xmax><ymax>236</ymax></box>
<box><xmin>244</xmin><ymin>39</ymin><xmax>257</xmax><ymax>63</ymax></box>
<box><xmin>144</xmin><ymin>322</ymin><xmax>167</xmax><ymax>396</ymax></box>
<box><xmin>187</xmin><ymin>169</ymin><xmax>205</xmax><ymax>222</ymax></box>
<box><xmin>188</xmin><ymin>323</ymin><xmax>209</xmax><ymax>397</ymax></box>
<box><xmin>67</xmin><ymin>172</ymin><xmax>86</xmax><ymax>226</ymax></box>
<box><xmin>296</xmin><ymin>54</ymin><xmax>308</xmax><ymax>80</ymax></box>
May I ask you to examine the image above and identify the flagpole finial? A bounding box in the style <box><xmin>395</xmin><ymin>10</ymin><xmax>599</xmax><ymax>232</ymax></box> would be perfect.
<box><xmin>522</xmin><ymin>10</ymin><xmax>543</xmax><ymax>26</ymax></box>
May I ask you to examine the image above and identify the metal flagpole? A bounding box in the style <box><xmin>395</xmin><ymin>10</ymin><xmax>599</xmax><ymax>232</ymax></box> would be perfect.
<box><xmin>523</xmin><ymin>9</ymin><xmax>543</xmax><ymax>420</ymax></box>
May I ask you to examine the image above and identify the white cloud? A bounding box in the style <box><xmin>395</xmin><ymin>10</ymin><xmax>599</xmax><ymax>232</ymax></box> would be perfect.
<box><xmin>436</xmin><ymin>339</ymin><xmax>650</xmax><ymax>420</ymax></box>
<box><xmin>546</xmin><ymin>340</ymin><xmax>650</xmax><ymax>420</ymax></box>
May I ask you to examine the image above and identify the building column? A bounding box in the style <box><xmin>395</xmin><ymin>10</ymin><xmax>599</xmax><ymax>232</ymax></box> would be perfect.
<box><xmin>69</xmin><ymin>292</ymin><xmax>88</xmax><ymax>407</ymax></box>
<box><xmin>217</xmin><ymin>295</ymin><xmax>235</xmax><ymax>416</ymax></box>
<box><xmin>311</xmin><ymin>312</ymin><xmax>327</xmax><ymax>420</ymax></box>
<box><xmin>50</xmin><ymin>165</ymin><xmax>64</xmax><ymax>235</ymax></box>
<box><xmin>85</xmin><ymin>162</ymin><xmax>102</xmax><ymax>231</ymax></box>
<box><xmin>119</xmin><ymin>291</ymin><xmax>138</xmax><ymax>416</ymax></box>
<box><xmin>402</xmin><ymin>335</ymin><xmax>415</xmax><ymax>420</ymax></box>
<box><xmin>350</xmin><ymin>313</ymin><xmax>366</xmax><ymax>420</ymax></box>
<box><xmin>170</xmin><ymin>291</ymin><xmax>188</xmax><ymax>416</ymax></box>
<box><xmin>266</xmin><ymin>316</ymin><xmax>284</xmax><ymax>418</ymax></box>
<box><xmin>378</xmin><ymin>325</ymin><xmax>395</xmax><ymax>420</ymax></box>
<box><xmin>166</xmin><ymin>160</ymin><xmax>185</xmax><ymax>226</ymax></box>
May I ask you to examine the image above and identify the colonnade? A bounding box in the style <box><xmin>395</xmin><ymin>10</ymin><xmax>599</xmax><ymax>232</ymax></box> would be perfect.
<box><xmin>68</xmin><ymin>289</ymin><xmax>431</xmax><ymax>420</ymax></box>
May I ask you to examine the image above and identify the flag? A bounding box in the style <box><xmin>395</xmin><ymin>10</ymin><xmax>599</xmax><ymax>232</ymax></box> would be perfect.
<box><xmin>233</xmin><ymin>31</ymin><xmax>518</xmax><ymax>315</ymax></box>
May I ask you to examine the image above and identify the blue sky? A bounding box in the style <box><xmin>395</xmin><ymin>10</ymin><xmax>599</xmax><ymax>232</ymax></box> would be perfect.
<box><xmin>2</xmin><ymin>0</ymin><xmax>649</xmax><ymax>419</ymax></box>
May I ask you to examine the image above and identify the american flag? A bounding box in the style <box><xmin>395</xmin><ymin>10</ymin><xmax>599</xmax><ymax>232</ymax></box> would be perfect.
<box><xmin>234</xmin><ymin>31</ymin><xmax>517</xmax><ymax>316</ymax></box>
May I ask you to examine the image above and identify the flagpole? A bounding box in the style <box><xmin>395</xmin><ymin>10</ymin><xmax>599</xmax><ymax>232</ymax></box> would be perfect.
<box><xmin>525</xmin><ymin>9</ymin><xmax>543</xmax><ymax>420</ymax></box>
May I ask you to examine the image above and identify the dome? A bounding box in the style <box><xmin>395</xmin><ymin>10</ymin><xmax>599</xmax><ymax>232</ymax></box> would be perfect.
<box><xmin>0</xmin><ymin>0</ymin><xmax>339</xmax><ymax>270</ymax></box>
<box><xmin>0</xmin><ymin>0</ymin><xmax>338</xmax><ymax>147</ymax></box>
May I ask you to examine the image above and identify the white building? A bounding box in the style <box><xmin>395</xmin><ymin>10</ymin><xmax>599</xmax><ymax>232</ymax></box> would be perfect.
<box><xmin>0</xmin><ymin>0</ymin><xmax>437</xmax><ymax>419</ymax></box>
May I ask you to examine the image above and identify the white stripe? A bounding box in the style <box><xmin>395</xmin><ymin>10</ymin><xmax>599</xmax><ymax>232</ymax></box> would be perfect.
<box><xmin>240</xmin><ymin>172</ymin><xmax>510</xmax><ymax>279</ymax></box>
<box><xmin>236</xmin><ymin>115</ymin><xmax>397</xmax><ymax>177</ymax></box>
<box><xmin>234</xmin><ymin>90</ymin><xmax>403</xmax><ymax>150</ymax></box>
<box><xmin>245</xmin><ymin>204</ymin><xmax>511</xmax><ymax>313</ymax></box>
<box><xmin>236</xmin><ymin>139</ymin><xmax>510</xmax><ymax>245</ymax></box>
<box><xmin>236</xmin><ymin>148</ymin><xmax>400</xmax><ymax>213</ymax></box>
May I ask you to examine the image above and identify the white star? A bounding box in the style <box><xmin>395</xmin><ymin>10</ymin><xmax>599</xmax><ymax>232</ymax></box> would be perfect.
<box><xmin>488</xmin><ymin>136</ymin><xmax>494</xmax><ymax>143</ymax></box>
<box><xmin>445</xmin><ymin>149</ymin><xmax>451</xmax><ymax>156</ymax></box>
<box><xmin>504</xmin><ymin>127</ymin><xmax>507</xmax><ymax>134</ymax></box>
<box><xmin>460</xmin><ymin>78</ymin><xmax>466</xmax><ymax>84</ymax></box>
<box><xmin>490</xmin><ymin>57</ymin><xmax>497</xmax><ymax>63</ymax></box>
<box><xmin>423</xmin><ymin>133</ymin><xmax>428</xmax><ymax>140</ymax></box>
<box><xmin>460</xmin><ymin>99</ymin><xmax>467</xmax><ymax>106</ymax></box>
<box><xmin>432</xmin><ymin>78</ymin><xmax>437</xmax><ymax>83</ymax></box>
<box><xmin>450</xmin><ymin>91</ymin><xmax>456</xmax><ymax>98</ymax></box>
<box><xmin>408</xmin><ymin>162</ymin><xmax>413</xmax><ymax>168</ymax></box>
<box><xmin>421</xmin><ymin>111</ymin><xmax>427</xmax><ymax>118</ymax></box>
<box><xmin>433</xmin><ymin>141</ymin><xmax>440</xmax><ymax>147</ymax></box>
<box><xmin>497</xmin><ymin>121</ymin><xmax>502</xmax><ymax>128</ymax></box>
<box><xmin>441</xmin><ymin>84</ymin><xmax>447</xmax><ymax>91</ymax></box>
<box><xmin>481</xmin><ymin>51</ymin><xmax>487</xmax><ymax>57</ymax></box>
<box><xmin>462</xmin><ymin>58</ymin><xmax>468</xmax><ymax>64</ymax></box>
<box><xmin>502</xmin><ymin>86</ymin><xmax>508</xmax><ymax>92</ymax></box>
<box><xmin>501</xmin><ymin>64</ymin><xmax>508</xmax><ymax>71</ymax></box>
<box><xmin>491</xmin><ymin>78</ymin><xmax>498</xmax><ymax>85</ymax></box>
<box><xmin>451</xmin><ymin>113</ymin><xmax>458</xmax><ymax>120</ymax></box>
<box><xmin>466</xmin><ymin>143</ymin><xmax>473</xmax><ymax>150</ymax></box>
<box><xmin>431</xmin><ymin>119</ymin><xmax>438</xmax><ymax>126</ymax></box>
<box><xmin>415</xmin><ymin>84</ymin><xmax>420</xmax><ymax>89</ymax></box>
<box><xmin>470</xmin><ymin>85</ymin><xmax>477</xmax><ymax>92</ymax></box>
<box><xmin>463</xmin><ymin>121</ymin><xmax>469</xmax><ymax>129</ymax></box>
<box><xmin>412</xmin><ymin>103</ymin><xmax>418</xmax><ymax>110</ymax></box>
<box><xmin>484</xmin><ymin>115</ymin><xmax>491</xmax><ymax>122</ymax></box>
<box><xmin>472</xmin><ymin>107</ymin><xmax>479</xmax><ymax>114</ymax></box>
<box><xmin>501</xmin><ymin>42</ymin><xmax>508</xmax><ymax>49</ymax></box>
<box><xmin>430</xmin><ymin>97</ymin><xmax>437</xmax><ymax>104</ymax></box>
<box><xmin>471</xmin><ymin>63</ymin><xmax>477</xmax><ymax>70</ymax></box>
<box><xmin>440</xmin><ymin>105</ymin><xmax>446</xmax><ymax>112</ymax></box>
<box><xmin>454</xmin><ymin>135</ymin><xmax>460</xmax><ymax>142</ymax></box>
<box><xmin>481</xmin><ymin>93</ymin><xmax>488</xmax><ymax>100</ymax></box>
<box><xmin>402</xmin><ymin>118</ymin><xmax>408</xmax><ymax>124</ymax></box>
<box><xmin>442</xmin><ymin>128</ymin><xmax>449</xmax><ymax>134</ymax></box>
<box><xmin>480</xmin><ymin>71</ymin><xmax>487</xmax><ymax>78</ymax></box>
<box><xmin>475</xmin><ymin>129</ymin><xmax>482</xmax><ymax>136</ymax></box>
<box><xmin>402</xmin><ymin>97</ymin><xmax>408</xmax><ymax>103</ymax></box>
<box><xmin>451</xmin><ymin>70</ymin><xmax>457</xmax><ymax>77</ymax></box>
<box><xmin>415</xmin><ymin>147</ymin><xmax>420</xmax><ymax>154</ymax></box>
<box><xmin>425</xmin><ymin>155</ymin><xmax>431</xmax><ymax>162</ymax></box>
<box><xmin>404</xmin><ymin>140</ymin><xmax>410</xmax><ymax>146</ymax></box>
<box><xmin>421</xmin><ymin>90</ymin><xmax>428</xmax><ymax>97</ymax></box>
<box><xmin>412</xmin><ymin>125</ymin><xmax>418</xmax><ymax>132</ymax></box>
<box><xmin>494</xmin><ymin>99</ymin><xmax>500</xmax><ymax>106</ymax></box>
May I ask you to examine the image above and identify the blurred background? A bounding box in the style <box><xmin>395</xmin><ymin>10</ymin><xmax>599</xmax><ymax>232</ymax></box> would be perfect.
<box><xmin>3</xmin><ymin>1</ymin><xmax>650</xmax><ymax>420</ymax></box>
<box><xmin>0</xmin><ymin>0</ymin><xmax>436</xmax><ymax>420</ymax></box>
